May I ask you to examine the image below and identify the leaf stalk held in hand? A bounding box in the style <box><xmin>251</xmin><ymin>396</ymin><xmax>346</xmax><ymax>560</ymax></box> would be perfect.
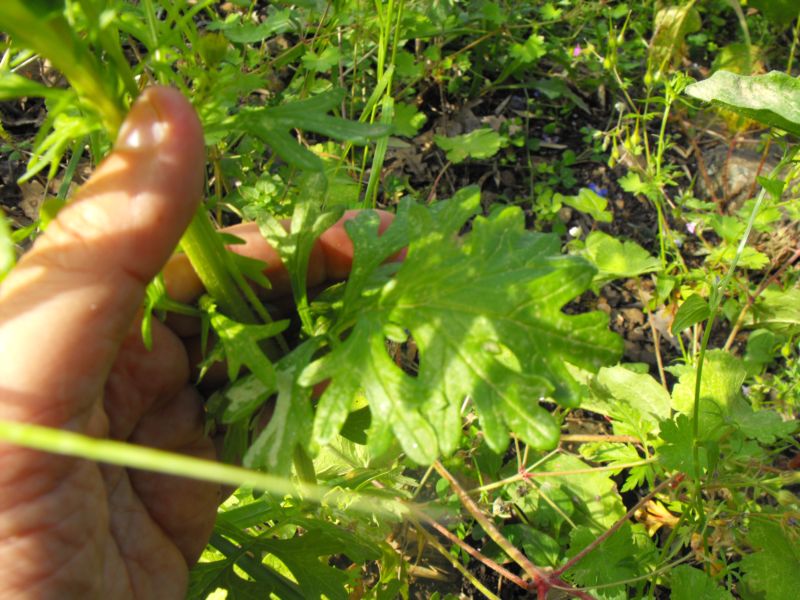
<box><xmin>0</xmin><ymin>419</ymin><xmax>411</xmax><ymax>518</ymax></box>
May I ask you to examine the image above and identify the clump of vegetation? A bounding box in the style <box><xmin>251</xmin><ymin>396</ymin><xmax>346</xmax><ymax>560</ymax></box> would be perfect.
<box><xmin>1</xmin><ymin>1</ymin><xmax>798</xmax><ymax>598</ymax></box>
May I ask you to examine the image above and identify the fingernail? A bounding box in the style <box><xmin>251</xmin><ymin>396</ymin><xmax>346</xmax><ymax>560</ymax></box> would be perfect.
<box><xmin>115</xmin><ymin>92</ymin><xmax>167</xmax><ymax>150</ymax></box>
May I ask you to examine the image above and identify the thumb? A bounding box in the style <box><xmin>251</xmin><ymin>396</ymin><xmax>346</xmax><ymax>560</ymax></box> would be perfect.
<box><xmin>0</xmin><ymin>86</ymin><xmax>205</xmax><ymax>427</ymax></box>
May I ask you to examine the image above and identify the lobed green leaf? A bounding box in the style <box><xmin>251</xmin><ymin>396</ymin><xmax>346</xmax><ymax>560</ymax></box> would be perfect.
<box><xmin>434</xmin><ymin>128</ymin><xmax>505</xmax><ymax>163</ymax></box>
<box><xmin>561</xmin><ymin>188</ymin><xmax>612</xmax><ymax>223</ymax></box>
<box><xmin>244</xmin><ymin>342</ymin><xmax>318</xmax><ymax>475</ymax></box>
<box><xmin>671</xmin><ymin>565</ymin><xmax>734</xmax><ymax>600</ymax></box>
<box><xmin>301</xmin><ymin>187</ymin><xmax>622</xmax><ymax>461</ymax></box>
<box><xmin>740</xmin><ymin>519</ymin><xmax>800</xmax><ymax>600</ymax></box>
<box><xmin>581</xmin><ymin>231</ymin><xmax>661</xmax><ymax>284</ymax></box>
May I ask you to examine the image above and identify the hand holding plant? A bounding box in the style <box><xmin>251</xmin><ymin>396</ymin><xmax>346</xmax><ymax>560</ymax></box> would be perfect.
<box><xmin>0</xmin><ymin>86</ymin><xmax>213</xmax><ymax>597</ymax></box>
<box><xmin>7</xmin><ymin>2</ymin><xmax>798</xmax><ymax>597</ymax></box>
<box><xmin>0</xmin><ymin>86</ymin><xmax>374</xmax><ymax>598</ymax></box>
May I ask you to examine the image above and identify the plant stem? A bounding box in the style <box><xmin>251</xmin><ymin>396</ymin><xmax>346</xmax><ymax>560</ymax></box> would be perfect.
<box><xmin>559</xmin><ymin>434</ymin><xmax>642</xmax><ymax>443</ymax></box>
<box><xmin>645</xmin><ymin>306</ymin><xmax>669</xmax><ymax>390</ymax></box>
<box><xmin>552</xmin><ymin>475</ymin><xmax>677</xmax><ymax>578</ymax></box>
<box><xmin>433</xmin><ymin>461</ymin><xmax>597</xmax><ymax>600</ymax></box>
<box><xmin>416</xmin><ymin>512</ymin><xmax>529</xmax><ymax>592</ymax></box>
<box><xmin>362</xmin><ymin>0</ymin><xmax>403</xmax><ymax>207</ymax></box>
<box><xmin>689</xmin><ymin>154</ymin><xmax>794</xmax><ymax>522</ymax></box>
<box><xmin>292</xmin><ymin>444</ymin><xmax>317</xmax><ymax>484</ymax></box>
<box><xmin>433</xmin><ymin>461</ymin><xmax>544</xmax><ymax>583</ymax></box>
<box><xmin>181</xmin><ymin>208</ymin><xmax>256</xmax><ymax>323</ymax></box>
<box><xmin>180</xmin><ymin>209</ymin><xmax>286</xmax><ymax>358</ymax></box>
<box><xmin>725</xmin><ymin>0</ymin><xmax>752</xmax><ymax>74</ymax></box>
<box><xmin>788</xmin><ymin>13</ymin><xmax>800</xmax><ymax>74</ymax></box>
<box><xmin>471</xmin><ymin>458</ymin><xmax>655</xmax><ymax>495</ymax></box>
<box><xmin>411</xmin><ymin>518</ymin><xmax>503</xmax><ymax>600</ymax></box>
<box><xmin>0</xmin><ymin>419</ymin><xmax>410</xmax><ymax>518</ymax></box>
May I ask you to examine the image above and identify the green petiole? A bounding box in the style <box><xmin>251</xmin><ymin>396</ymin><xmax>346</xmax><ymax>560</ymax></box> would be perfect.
<box><xmin>0</xmin><ymin>419</ymin><xmax>410</xmax><ymax>517</ymax></box>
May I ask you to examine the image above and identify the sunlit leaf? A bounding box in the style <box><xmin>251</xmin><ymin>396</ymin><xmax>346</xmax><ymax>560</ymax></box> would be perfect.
<box><xmin>302</xmin><ymin>46</ymin><xmax>341</xmax><ymax>73</ymax></box>
<box><xmin>749</xmin><ymin>0</ymin><xmax>800</xmax><ymax>26</ymax></box>
<box><xmin>669</xmin><ymin>350</ymin><xmax>793</xmax><ymax>444</ymax></box>
<box><xmin>671</xmin><ymin>350</ymin><xmax>745</xmax><ymax>431</ymax></box>
<box><xmin>509</xmin><ymin>33</ymin><xmax>546</xmax><ymax>63</ymax></box>
<box><xmin>649</xmin><ymin>5</ymin><xmax>701</xmax><ymax>74</ymax></box>
<box><xmin>0</xmin><ymin>212</ymin><xmax>14</xmax><ymax>282</ymax></box>
<box><xmin>301</xmin><ymin>188</ymin><xmax>622</xmax><ymax>461</ymax></box>
<box><xmin>237</xmin><ymin>92</ymin><xmax>391</xmax><ymax>171</ymax></box>
<box><xmin>750</xmin><ymin>286</ymin><xmax>800</xmax><ymax>334</ymax></box>
<box><xmin>434</xmin><ymin>128</ymin><xmax>506</xmax><ymax>163</ymax></box>
<box><xmin>257</xmin><ymin>176</ymin><xmax>343</xmax><ymax>332</ymax></box>
<box><xmin>582</xmin><ymin>231</ymin><xmax>660</xmax><ymax>283</ymax></box>
<box><xmin>565</xmin><ymin>523</ymin><xmax>656</xmax><ymax>597</ymax></box>
<box><xmin>671</xmin><ymin>294</ymin><xmax>710</xmax><ymax>334</ymax></box>
<box><xmin>658</xmin><ymin>413</ymin><xmax>708</xmax><ymax>474</ymax></box>
<box><xmin>511</xmin><ymin>453</ymin><xmax>627</xmax><ymax>531</ymax></box>
<box><xmin>210</xmin><ymin>10</ymin><xmax>293</xmax><ymax>43</ymax></box>
<box><xmin>392</xmin><ymin>102</ymin><xmax>427</xmax><ymax>137</ymax></box>
<box><xmin>244</xmin><ymin>342</ymin><xmax>317</xmax><ymax>475</ymax></box>
<box><xmin>583</xmin><ymin>365</ymin><xmax>671</xmax><ymax>438</ymax></box>
<box><xmin>756</xmin><ymin>175</ymin><xmax>785</xmax><ymax>201</ymax></box>
<box><xmin>707</xmin><ymin>245</ymin><xmax>769</xmax><ymax>270</ymax></box>
<box><xmin>200</xmin><ymin>296</ymin><xmax>288</xmax><ymax>388</ymax></box>
<box><xmin>561</xmin><ymin>188</ymin><xmax>612</xmax><ymax>223</ymax></box>
<box><xmin>685</xmin><ymin>71</ymin><xmax>800</xmax><ymax>136</ymax></box>
<box><xmin>0</xmin><ymin>73</ymin><xmax>67</xmax><ymax>101</ymax></box>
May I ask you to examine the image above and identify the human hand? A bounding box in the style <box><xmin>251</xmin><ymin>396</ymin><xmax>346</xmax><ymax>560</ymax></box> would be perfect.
<box><xmin>0</xmin><ymin>86</ymin><xmax>216</xmax><ymax>598</ymax></box>
<box><xmin>0</xmin><ymin>86</ymin><xmax>392</xmax><ymax>598</ymax></box>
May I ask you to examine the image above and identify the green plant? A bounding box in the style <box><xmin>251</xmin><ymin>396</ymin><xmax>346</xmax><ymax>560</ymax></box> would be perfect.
<box><xmin>0</xmin><ymin>0</ymin><xmax>622</xmax><ymax>595</ymax></box>
<box><xmin>2</xmin><ymin>2</ymin><xmax>799</xmax><ymax>598</ymax></box>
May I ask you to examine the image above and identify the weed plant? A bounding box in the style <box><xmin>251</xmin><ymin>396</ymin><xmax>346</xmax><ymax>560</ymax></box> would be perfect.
<box><xmin>1</xmin><ymin>1</ymin><xmax>798</xmax><ymax>598</ymax></box>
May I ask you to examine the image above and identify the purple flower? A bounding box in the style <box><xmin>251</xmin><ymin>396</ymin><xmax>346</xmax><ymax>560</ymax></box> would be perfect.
<box><xmin>572</xmin><ymin>44</ymin><xmax>582</xmax><ymax>58</ymax></box>
<box><xmin>686</xmin><ymin>221</ymin><xmax>697</xmax><ymax>235</ymax></box>
<box><xmin>588</xmin><ymin>182</ymin><xmax>608</xmax><ymax>197</ymax></box>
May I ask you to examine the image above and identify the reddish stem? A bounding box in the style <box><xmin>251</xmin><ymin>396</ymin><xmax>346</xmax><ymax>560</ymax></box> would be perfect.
<box><xmin>552</xmin><ymin>475</ymin><xmax>678</xmax><ymax>578</ymax></box>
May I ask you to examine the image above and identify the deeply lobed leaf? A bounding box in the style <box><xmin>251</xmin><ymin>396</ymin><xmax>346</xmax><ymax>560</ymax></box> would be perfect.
<box><xmin>301</xmin><ymin>187</ymin><xmax>622</xmax><ymax>462</ymax></box>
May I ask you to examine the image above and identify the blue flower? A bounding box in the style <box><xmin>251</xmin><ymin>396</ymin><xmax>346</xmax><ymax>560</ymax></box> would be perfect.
<box><xmin>588</xmin><ymin>182</ymin><xmax>608</xmax><ymax>197</ymax></box>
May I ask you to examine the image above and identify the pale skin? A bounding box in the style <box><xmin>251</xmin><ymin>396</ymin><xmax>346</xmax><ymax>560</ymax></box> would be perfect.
<box><xmin>0</xmin><ymin>87</ymin><xmax>391</xmax><ymax>598</ymax></box>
